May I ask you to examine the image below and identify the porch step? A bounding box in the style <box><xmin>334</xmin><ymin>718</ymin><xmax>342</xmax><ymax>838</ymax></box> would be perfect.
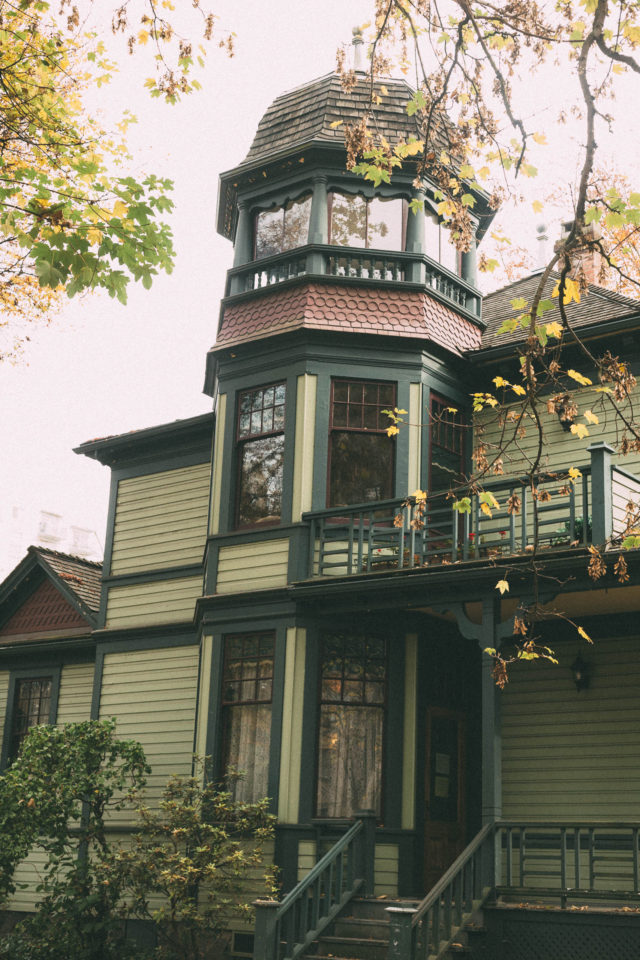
<box><xmin>311</xmin><ymin>934</ymin><xmax>388</xmax><ymax>960</ymax></box>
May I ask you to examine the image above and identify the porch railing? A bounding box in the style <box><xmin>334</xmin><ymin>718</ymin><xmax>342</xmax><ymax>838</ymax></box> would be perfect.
<box><xmin>252</xmin><ymin>811</ymin><xmax>376</xmax><ymax>960</ymax></box>
<box><xmin>387</xmin><ymin>823</ymin><xmax>496</xmax><ymax>960</ymax></box>
<box><xmin>225</xmin><ymin>244</ymin><xmax>482</xmax><ymax>317</ymax></box>
<box><xmin>305</xmin><ymin>467</ymin><xmax>592</xmax><ymax>579</ymax></box>
<box><xmin>496</xmin><ymin>820</ymin><xmax>640</xmax><ymax>907</ymax></box>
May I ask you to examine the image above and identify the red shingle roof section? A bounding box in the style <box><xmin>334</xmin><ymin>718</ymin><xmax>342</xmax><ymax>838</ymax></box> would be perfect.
<box><xmin>35</xmin><ymin>548</ymin><xmax>102</xmax><ymax>614</ymax></box>
<box><xmin>216</xmin><ymin>283</ymin><xmax>481</xmax><ymax>356</ymax></box>
<box><xmin>0</xmin><ymin>578</ymin><xmax>89</xmax><ymax>636</ymax></box>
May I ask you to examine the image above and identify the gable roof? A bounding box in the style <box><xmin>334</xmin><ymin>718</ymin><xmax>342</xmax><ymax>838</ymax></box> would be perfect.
<box><xmin>478</xmin><ymin>271</ymin><xmax>640</xmax><ymax>355</ymax></box>
<box><xmin>0</xmin><ymin>547</ymin><xmax>102</xmax><ymax>636</ymax></box>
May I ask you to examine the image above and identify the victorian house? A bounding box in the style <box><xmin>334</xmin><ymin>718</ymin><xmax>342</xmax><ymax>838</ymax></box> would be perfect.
<box><xmin>2</xmin><ymin>60</ymin><xmax>640</xmax><ymax>960</ymax></box>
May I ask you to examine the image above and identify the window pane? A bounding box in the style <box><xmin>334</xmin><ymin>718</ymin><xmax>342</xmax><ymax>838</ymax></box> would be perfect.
<box><xmin>11</xmin><ymin>677</ymin><xmax>53</xmax><ymax>758</ymax></box>
<box><xmin>316</xmin><ymin>705</ymin><xmax>384</xmax><ymax>817</ymax></box>
<box><xmin>440</xmin><ymin>227</ymin><xmax>458</xmax><ymax>274</ymax></box>
<box><xmin>425</xmin><ymin>211</ymin><xmax>440</xmax><ymax>261</ymax></box>
<box><xmin>255</xmin><ymin>208</ymin><xmax>283</xmax><ymax>260</ymax></box>
<box><xmin>282</xmin><ymin>194</ymin><xmax>311</xmax><ymax>251</ymax></box>
<box><xmin>330</xmin><ymin>192</ymin><xmax>367</xmax><ymax>247</ymax></box>
<box><xmin>368</xmin><ymin>197</ymin><xmax>403</xmax><ymax>251</ymax></box>
<box><xmin>225</xmin><ymin>703</ymin><xmax>272</xmax><ymax>802</ymax></box>
<box><xmin>238</xmin><ymin>434</ymin><xmax>284</xmax><ymax>525</ymax></box>
<box><xmin>329</xmin><ymin>432</ymin><xmax>393</xmax><ymax>507</ymax></box>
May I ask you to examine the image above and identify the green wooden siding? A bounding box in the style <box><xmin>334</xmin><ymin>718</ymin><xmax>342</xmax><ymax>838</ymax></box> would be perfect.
<box><xmin>502</xmin><ymin>635</ymin><xmax>640</xmax><ymax>819</ymax></box>
<box><xmin>105</xmin><ymin>576</ymin><xmax>201</xmax><ymax>628</ymax></box>
<box><xmin>408</xmin><ymin>382</ymin><xmax>422</xmax><ymax>492</ymax></box>
<box><xmin>99</xmin><ymin>645</ymin><xmax>199</xmax><ymax>822</ymax></box>
<box><xmin>296</xmin><ymin>840</ymin><xmax>398</xmax><ymax>896</ymax></box>
<box><xmin>216</xmin><ymin>539</ymin><xmax>289</xmax><ymax>594</ymax></box>
<box><xmin>56</xmin><ymin>662</ymin><xmax>94</xmax><ymax>725</ymax></box>
<box><xmin>8</xmin><ymin>847</ymin><xmax>50</xmax><ymax>912</ymax></box>
<box><xmin>110</xmin><ymin>462</ymin><xmax>210</xmax><ymax>575</ymax></box>
<box><xmin>0</xmin><ymin>670</ymin><xmax>8</xmax><ymax>762</ymax></box>
<box><xmin>210</xmin><ymin>392</ymin><xmax>227</xmax><ymax>536</ymax></box>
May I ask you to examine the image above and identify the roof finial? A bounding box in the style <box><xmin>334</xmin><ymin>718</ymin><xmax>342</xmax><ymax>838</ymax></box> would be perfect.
<box><xmin>536</xmin><ymin>223</ymin><xmax>548</xmax><ymax>270</ymax></box>
<box><xmin>352</xmin><ymin>26</ymin><xmax>365</xmax><ymax>73</ymax></box>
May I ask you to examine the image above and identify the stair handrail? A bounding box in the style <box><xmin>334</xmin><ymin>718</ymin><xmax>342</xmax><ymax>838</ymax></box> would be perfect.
<box><xmin>387</xmin><ymin>822</ymin><xmax>496</xmax><ymax>960</ymax></box>
<box><xmin>253</xmin><ymin>810</ymin><xmax>376</xmax><ymax>960</ymax></box>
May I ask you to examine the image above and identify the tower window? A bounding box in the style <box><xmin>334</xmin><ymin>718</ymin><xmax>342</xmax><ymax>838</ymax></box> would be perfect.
<box><xmin>328</xmin><ymin>379</ymin><xmax>395</xmax><ymax>507</ymax></box>
<box><xmin>425</xmin><ymin>212</ymin><xmax>459</xmax><ymax>275</ymax></box>
<box><xmin>329</xmin><ymin>193</ymin><xmax>405</xmax><ymax>250</ymax></box>
<box><xmin>254</xmin><ymin>194</ymin><xmax>312</xmax><ymax>260</ymax></box>
<box><xmin>236</xmin><ymin>383</ymin><xmax>286</xmax><ymax>527</ymax></box>
<box><xmin>222</xmin><ymin>633</ymin><xmax>274</xmax><ymax>802</ymax></box>
<box><xmin>316</xmin><ymin>633</ymin><xmax>387</xmax><ymax>818</ymax></box>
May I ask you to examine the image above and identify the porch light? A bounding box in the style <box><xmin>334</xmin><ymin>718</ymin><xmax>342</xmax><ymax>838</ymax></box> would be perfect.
<box><xmin>570</xmin><ymin>652</ymin><xmax>591</xmax><ymax>692</ymax></box>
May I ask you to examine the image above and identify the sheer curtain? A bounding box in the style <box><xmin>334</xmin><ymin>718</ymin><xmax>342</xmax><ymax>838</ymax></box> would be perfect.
<box><xmin>316</xmin><ymin>705</ymin><xmax>383</xmax><ymax>818</ymax></box>
<box><xmin>226</xmin><ymin>703</ymin><xmax>271</xmax><ymax>802</ymax></box>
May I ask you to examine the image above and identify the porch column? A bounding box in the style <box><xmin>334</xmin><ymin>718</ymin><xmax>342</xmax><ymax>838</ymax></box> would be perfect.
<box><xmin>479</xmin><ymin>598</ymin><xmax>502</xmax><ymax>824</ymax></box>
<box><xmin>460</xmin><ymin>226</ymin><xmax>477</xmax><ymax>287</ymax></box>
<box><xmin>307</xmin><ymin>173</ymin><xmax>328</xmax><ymax>274</ymax></box>
<box><xmin>230</xmin><ymin>199</ymin><xmax>253</xmax><ymax>294</ymax></box>
<box><xmin>588</xmin><ymin>441</ymin><xmax>614</xmax><ymax>545</ymax></box>
<box><xmin>405</xmin><ymin>185</ymin><xmax>426</xmax><ymax>284</ymax></box>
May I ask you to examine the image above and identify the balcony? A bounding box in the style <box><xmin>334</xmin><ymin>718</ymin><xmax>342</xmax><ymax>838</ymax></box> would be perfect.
<box><xmin>301</xmin><ymin>444</ymin><xmax>640</xmax><ymax>580</ymax></box>
<box><xmin>225</xmin><ymin>243</ymin><xmax>482</xmax><ymax>319</ymax></box>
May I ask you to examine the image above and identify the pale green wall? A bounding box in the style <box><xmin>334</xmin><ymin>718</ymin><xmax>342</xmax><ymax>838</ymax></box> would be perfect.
<box><xmin>408</xmin><ymin>382</ymin><xmax>422</xmax><ymax>492</ymax></box>
<box><xmin>502</xmin><ymin>635</ymin><xmax>640</xmax><ymax>819</ymax></box>
<box><xmin>278</xmin><ymin>627</ymin><xmax>306</xmax><ymax>823</ymax></box>
<box><xmin>216</xmin><ymin>539</ymin><xmax>289</xmax><ymax>594</ymax></box>
<box><xmin>99</xmin><ymin>645</ymin><xmax>199</xmax><ymax>823</ymax></box>
<box><xmin>110</xmin><ymin>462</ymin><xmax>210</xmax><ymax>575</ymax></box>
<box><xmin>291</xmin><ymin>374</ymin><xmax>317</xmax><ymax>522</ymax></box>
<box><xmin>105</xmin><ymin>576</ymin><xmax>202</xmax><ymax>629</ymax></box>
<box><xmin>56</xmin><ymin>662</ymin><xmax>93</xmax><ymax>725</ymax></box>
<box><xmin>209</xmin><ymin>392</ymin><xmax>227</xmax><ymax>536</ymax></box>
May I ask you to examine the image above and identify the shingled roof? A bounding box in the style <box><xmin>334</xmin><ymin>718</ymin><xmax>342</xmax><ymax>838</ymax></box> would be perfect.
<box><xmin>478</xmin><ymin>271</ymin><xmax>640</xmax><ymax>354</ymax></box>
<box><xmin>241</xmin><ymin>72</ymin><xmax>429</xmax><ymax>167</ymax></box>
<box><xmin>35</xmin><ymin>548</ymin><xmax>102</xmax><ymax>616</ymax></box>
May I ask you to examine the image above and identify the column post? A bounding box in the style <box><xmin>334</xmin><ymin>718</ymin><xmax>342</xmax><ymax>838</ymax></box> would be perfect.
<box><xmin>405</xmin><ymin>185</ymin><xmax>426</xmax><ymax>285</ymax></box>
<box><xmin>480</xmin><ymin>597</ymin><xmax>502</xmax><ymax>825</ymax></box>
<box><xmin>588</xmin><ymin>442</ymin><xmax>614</xmax><ymax>546</ymax></box>
<box><xmin>307</xmin><ymin>173</ymin><xmax>328</xmax><ymax>274</ymax></box>
<box><xmin>230</xmin><ymin>199</ymin><xmax>253</xmax><ymax>294</ymax></box>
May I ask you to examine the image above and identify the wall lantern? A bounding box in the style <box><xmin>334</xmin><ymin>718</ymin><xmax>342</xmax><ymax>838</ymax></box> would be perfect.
<box><xmin>571</xmin><ymin>653</ymin><xmax>591</xmax><ymax>692</ymax></box>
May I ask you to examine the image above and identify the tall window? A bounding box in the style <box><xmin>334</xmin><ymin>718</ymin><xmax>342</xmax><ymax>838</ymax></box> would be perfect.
<box><xmin>254</xmin><ymin>194</ymin><xmax>312</xmax><ymax>259</ymax></box>
<box><xmin>317</xmin><ymin>634</ymin><xmax>386</xmax><ymax>818</ymax></box>
<box><xmin>425</xmin><ymin>212</ymin><xmax>459</xmax><ymax>275</ymax></box>
<box><xmin>222</xmin><ymin>633</ymin><xmax>274</xmax><ymax>802</ymax></box>
<box><xmin>329</xmin><ymin>193</ymin><xmax>405</xmax><ymax>250</ymax></box>
<box><xmin>430</xmin><ymin>394</ymin><xmax>465</xmax><ymax>491</ymax></box>
<box><xmin>237</xmin><ymin>383</ymin><xmax>286</xmax><ymax>527</ymax></box>
<box><xmin>10</xmin><ymin>677</ymin><xmax>52</xmax><ymax>759</ymax></box>
<box><xmin>329</xmin><ymin>379</ymin><xmax>395</xmax><ymax>507</ymax></box>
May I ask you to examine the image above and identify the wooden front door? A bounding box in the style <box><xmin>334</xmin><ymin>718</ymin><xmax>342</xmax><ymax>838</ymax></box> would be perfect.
<box><xmin>424</xmin><ymin>706</ymin><xmax>466</xmax><ymax>891</ymax></box>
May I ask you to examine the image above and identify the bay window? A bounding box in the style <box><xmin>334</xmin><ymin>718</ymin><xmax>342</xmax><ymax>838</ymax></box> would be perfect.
<box><xmin>316</xmin><ymin>633</ymin><xmax>387</xmax><ymax>818</ymax></box>
<box><xmin>222</xmin><ymin>633</ymin><xmax>274</xmax><ymax>802</ymax></box>
<box><xmin>328</xmin><ymin>379</ymin><xmax>395</xmax><ymax>507</ymax></box>
<box><xmin>236</xmin><ymin>383</ymin><xmax>286</xmax><ymax>527</ymax></box>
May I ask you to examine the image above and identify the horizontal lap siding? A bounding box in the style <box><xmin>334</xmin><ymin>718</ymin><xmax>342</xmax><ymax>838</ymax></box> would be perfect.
<box><xmin>217</xmin><ymin>539</ymin><xmax>289</xmax><ymax>593</ymax></box>
<box><xmin>9</xmin><ymin>847</ymin><xmax>50</xmax><ymax>912</ymax></box>
<box><xmin>502</xmin><ymin>636</ymin><xmax>640</xmax><ymax>819</ymax></box>
<box><xmin>296</xmin><ymin>840</ymin><xmax>398</xmax><ymax>896</ymax></box>
<box><xmin>105</xmin><ymin>576</ymin><xmax>201</xmax><ymax>628</ymax></box>
<box><xmin>0</xmin><ymin>671</ymin><xmax>9</xmax><ymax>761</ymax></box>
<box><xmin>612</xmin><ymin>469</ymin><xmax>640</xmax><ymax>534</ymax></box>
<box><xmin>56</xmin><ymin>662</ymin><xmax>94</xmax><ymax>725</ymax></box>
<box><xmin>110</xmin><ymin>462</ymin><xmax>210</xmax><ymax>575</ymax></box>
<box><xmin>99</xmin><ymin>645</ymin><xmax>199</xmax><ymax>823</ymax></box>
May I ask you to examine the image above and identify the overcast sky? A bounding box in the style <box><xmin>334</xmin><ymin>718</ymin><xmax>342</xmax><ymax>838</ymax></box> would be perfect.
<box><xmin>0</xmin><ymin>0</ymin><xmax>637</xmax><ymax>575</ymax></box>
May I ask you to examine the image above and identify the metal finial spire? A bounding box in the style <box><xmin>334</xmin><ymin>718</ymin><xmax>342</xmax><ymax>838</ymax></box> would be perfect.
<box><xmin>352</xmin><ymin>26</ymin><xmax>364</xmax><ymax>73</ymax></box>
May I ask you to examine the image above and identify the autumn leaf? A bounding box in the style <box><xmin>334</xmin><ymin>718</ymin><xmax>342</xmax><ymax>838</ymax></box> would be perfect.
<box><xmin>567</xmin><ymin>369</ymin><xmax>593</xmax><ymax>386</ymax></box>
<box><xmin>329</xmin><ymin>120</ymin><xmax>343</xmax><ymax>129</ymax></box>
<box><xmin>570</xmin><ymin>423</ymin><xmax>590</xmax><ymax>440</ymax></box>
<box><xmin>584</xmin><ymin>410</ymin><xmax>599</xmax><ymax>425</ymax></box>
<box><xmin>496</xmin><ymin>579</ymin><xmax>509</xmax><ymax>594</ymax></box>
<box><xmin>577</xmin><ymin>626</ymin><xmax>593</xmax><ymax>643</ymax></box>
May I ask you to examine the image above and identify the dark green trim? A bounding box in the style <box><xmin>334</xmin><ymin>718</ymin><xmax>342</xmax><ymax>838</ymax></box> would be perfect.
<box><xmin>109</xmin><ymin>448</ymin><xmax>211</xmax><ymax>483</ymax></box>
<box><xmin>204</xmin><ymin>541</ymin><xmax>219</xmax><ymax>595</ymax></box>
<box><xmin>1</xmin><ymin>666</ymin><xmax>62</xmax><ymax>769</ymax></box>
<box><xmin>99</xmin><ymin>471</ymin><xmax>120</xmax><ymax>621</ymax></box>
<box><xmin>90</xmin><ymin>649</ymin><xmax>105</xmax><ymax>720</ymax></box>
<box><xmin>0</xmin><ymin>642</ymin><xmax>94</xmax><ymax>665</ymax></box>
<box><xmin>268</xmin><ymin>630</ymin><xmax>288</xmax><ymax>813</ymax></box>
<box><xmin>383</xmin><ymin>638</ymin><xmax>405</xmax><ymax>829</ymax></box>
<box><xmin>197</xmin><ymin>593</ymin><xmax>297</xmax><ymax>628</ymax></box>
<box><xmin>287</xmin><ymin>527</ymin><xmax>310</xmax><ymax>584</ymax></box>
<box><xmin>75</xmin><ymin>413</ymin><xmax>214</xmax><ymax>467</ymax></box>
<box><xmin>92</xmin><ymin>632</ymin><xmax>197</xmax><ymax>655</ymax></box>
<box><xmin>208</xmin><ymin>524</ymin><xmax>302</xmax><ymax>547</ymax></box>
<box><xmin>298</xmin><ymin>625</ymin><xmax>320</xmax><ymax>824</ymax></box>
<box><xmin>102</xmin><ymin>564</ymin><xmax>203</xmax><ymax>587</ymax></box>
<box><xmin>204</xmin><ymin>635</ymin><xmax>224</xmax><ymax>775</ymax></box>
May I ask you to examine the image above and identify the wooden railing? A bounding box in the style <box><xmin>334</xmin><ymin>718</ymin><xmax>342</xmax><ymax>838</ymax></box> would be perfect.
<box><xmin>496</xmin><ymin>821</ymin><xmax>640</xmax><ymax>908</ymax></box>
<box><xmin>225</xmin><ymin>244</ymin><xmax>482</xmax><ymax>317</ymax></box>
<box><xmin>304</xmin><ymin>467</ymin><xmax>593</xmax><ymax>579</ymax></box>
<box><xmin>387</xmin><ymin>823</ymin><xmax>495</xmax><ymax>960</ymax></box>
<box><xmin>253</xmin><ymin>811</ymin><xmax>376</xmax><ymax>960</ymax></box>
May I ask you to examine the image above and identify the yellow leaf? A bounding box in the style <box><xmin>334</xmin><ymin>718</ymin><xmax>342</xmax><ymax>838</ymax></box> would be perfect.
<box><xmin>584</xmin><ymin>409</ymin><xmax>599</xmax><ymax>425</ymax></box>
<box><xmin>577</xmin><ymin>625</ymin><xmax>593</xmax><ymax>643</ymax></box>
<box><xmin>480</xmin><ymin>502</ymin><xmax>492</xmax><ymax>516</ymax></box>
<box><xmin>87</xmin><ymin>227</ymin><xmax>103</xmax><ymax>246</ymax></box>
<box><xmin>113</xmin><ymin>200</ymin><xmax>128</xmax><ymax>219</ymax></box>
<box><xmin>387</xmin><ymin>425</ymin><xmax>399</xmax><ymax>437</ymax></box>
<box><xmin>394</xmin><ymin>408</ymin><xmax>408</xmax><ymax>415</ymax></box>
<box><xmin>493</xmin><ymin>376</ymin><xmax>510</xmax><ymax>388</ymax></box>
<box><xmin>552</xmin><ymin>277</ymin><xmax>581</xmax><ymax>304</ymax></box>
<box><xmin>570</xmin><ymin>423</ymin><xmax>590</xmax><ymax>440</ymax></box>
<box><xmin>380</xmin><ymin>85</ymin><xmax>389</xmax><ymax>96</ymax></box>
<box><xmin>567</xmin><ymin>369</ymin><xmax>593</xmax><ymax>386</ymax></box>
<box><xmin>329</xmin><ymin>120</ymin><xmax>343</xmax><ymax>129</ymax></box>
<box><xmin>511</xmin><ymin>384</ymin><xmax>526</xmax><ymax>396</ymax></box>
<box><xmin>533</xmin><ymin>132</ymin><xmax>547</xmax><ymax>145</ymax></box>
<box><xmin>568</xmin><ymin>467</ymin><xmax>582</xmax><ymax>481</ymax></box>
<box><xmin>412</xmin><ymin>489</ymin><xmax>427</xmax><ymax>502</ymax></box>
<box><xmin>138</xmin><ymin>30</ymin><xmax>150</xmax><ymax>45</ymax></box>
<box><xmin>496</xmin><ymin>579</ymin><xmax>509</xmax><ymax>595</ymax></box>
<box><xmin>545</xmin><ymin>321</ymin><xmax>562</xmax><ymax>339</ymax></box>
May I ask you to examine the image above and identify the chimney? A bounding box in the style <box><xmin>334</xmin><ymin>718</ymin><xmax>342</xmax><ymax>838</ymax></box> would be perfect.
<box><xmin>556</xmin><ymin>219</ymin><xmax>603</xmax><ymax>286</ymax></box>
<box><xmin>536</xmin><ymin>223</ymin><xmax>548</xmax><ymax>270</ymax></box>
<box><xmin>352</xmin><ymin>26</ymin><xmax>365</xmax><ymax>73</ymax></box>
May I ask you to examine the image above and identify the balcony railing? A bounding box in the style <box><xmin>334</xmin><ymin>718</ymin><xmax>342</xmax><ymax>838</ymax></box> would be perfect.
<box><xmin>226</xmin><ymin>244</ymin><xmax>482</xmax><ymax>318</ymax></box>
<box><xmin>302</xmin><ymin>445</ymin><xmax>640</xmax><ymax>581</ymax></box>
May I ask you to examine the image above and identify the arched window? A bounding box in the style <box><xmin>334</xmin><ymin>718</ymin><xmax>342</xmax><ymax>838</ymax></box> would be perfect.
<box><xmin>329</xmin><ymin>193</ymin><xmax>405</xmax><ymax>250</ymax></box>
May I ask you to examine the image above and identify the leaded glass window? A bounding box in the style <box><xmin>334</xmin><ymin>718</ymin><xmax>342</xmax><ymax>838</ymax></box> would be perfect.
<box><xmin>237</xmin><ymin>383</ymin><xmax>286</xmax><ymax>526</ymax></box>
<box><xmin>316</xmin><ymin>634</ymin><xmax>387</xmax><ymax>818</ymax></box>
<box><xmin>10</xmin><ymin>677</ymin><xmax>52</xmax><ymax>758</ymax></box>
<box><xmin>222</xmin><ymin>633</ymin><xmax>274</xmax><ymax>802</ymax></box>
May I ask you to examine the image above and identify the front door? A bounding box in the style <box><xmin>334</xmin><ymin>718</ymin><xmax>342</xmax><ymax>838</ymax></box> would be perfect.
<box><xmin>424</xmin><ymin>706</ymin><xmax>466</xmax><ymax>891</ymax></box>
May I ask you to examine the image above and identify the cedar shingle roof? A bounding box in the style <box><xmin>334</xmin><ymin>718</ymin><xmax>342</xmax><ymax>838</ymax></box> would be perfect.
<box><xmin>216</xmin><ymin>282</ymin><xmax>482</xmax><ymax>356</ymax></box>
<box><xmin>34</xmin><ymin>548</ymin><xmax>102</xmax><ymax>615</ymax></box>
<box><xmin>479</xmin><ymin>271</ymin><xmax>640</xmax><ymax>352</ymax></box>
<box><xmin>242</xmin><ymin>72</ymin><xmax>432</xmax><ymax>167</ymax></box>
